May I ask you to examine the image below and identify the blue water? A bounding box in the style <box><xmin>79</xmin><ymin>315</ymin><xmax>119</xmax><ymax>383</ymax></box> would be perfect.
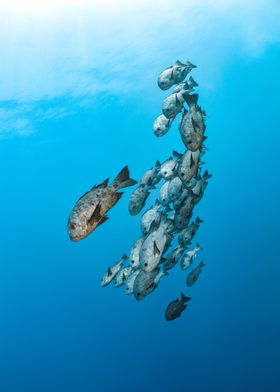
<box><xmin>1</xmin><ymin>5</ymin><xmax>280</xmax><ymax>392</ymax></box>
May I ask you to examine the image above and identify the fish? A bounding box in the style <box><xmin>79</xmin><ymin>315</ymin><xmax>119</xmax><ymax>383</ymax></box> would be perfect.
<box><xmin>172</xmin><ymin>60</ymin><xmax>197</xmax><ymax>84</ymax></box>
<box><xmin>181</xmin><ymin>243</ymin><xmax>202</xmax><ymax>270</ymax></box>
<box><xmin>153</xmin><ymin>114</ymin><xmax>174</xmax><ymax>137</ymax></box>
<box><xmin>129</xmin><ymin>183</ymin><xmax>152</xmax><ymax>216</ymax></box>
<box><xmin>160</xmin><ymin>151</ymin><xmax>182</xmax><ymax>180</ymax></box>
<box><xmin>177</xmin><ymin>149</ymin><xmax>200</xmax><ymax>183</ymax></box>
<box><xmin>162</xmin><ymin>89</ymin><xmax>187</xmax><ymax>119</ymax></box>
<box><xmin>163</xmin><ymin>245</ymin><xmax>185</xmax><ymax>271</ymax></box>
<box><xmin>187</xmin><ymin>170</ymin><xmax>212</xmax><ymax>205</ymax></box>
<box><xmin>173</xmin><ymin>76</ymin><xmax>198</xmax><ymax>93</ymax></box>
<box><xmin>141</xmin><ymin>200</ymin><xmax>162</xmax><ymax>235</ymax></box>
<box><xmin>114</xmin><ymin>266</ymin><xmax>133</xmax><ymax>288</ymax></box>
<box><xmin>157</xmin><ymin>66</ymin><xmax>175</xmax><ymax>91</ymax></box>
<box><xmin>154</xmin><ymin>268</ymin><xmax>168</xmax><ymax>287</ymax></box>
<box><xmin>125</xmin><ymin>269</ymin><xmax>141</xmax><ymax>295</ymax></box>
<box><xmin>168</xmin><ymin>176</ymin><xmax>183</xmax><ymax>202</ymax></box>
<box><xmin>139</xmin><ymin>218</ymin><xmax>168</xmax><ymax>272</ymax></box>
<box><xmin>165</xmin><ymin>292</ymin><xmax>191</xmax><ymax>321</ymax></box>
<box><xmin>174</xmin><ymin>195</ymin><xmax>194</xmax><ymax>230</ymax></box>
<box><xmin>178</xmin><ymin>217</ymin><xmax>203</xmax><ymax>246</ymax></box>
<box><xmin>158</xmin><ymin>60</ymin><xmax>196</xmax><ymax>91</ymax></box>
<box><xmin>179</xmin><ymin>94</ymin><xmax>206</xmax><ymax>151</ymax></box>
<box><xmin>186</xmin><ymin>261</ymin><xmax>205</xmax><ymax>287</ymax></box>
<box><xmin>129</xmin><ymin>237</ymin><xmax>145</xmax><ymax>269</ymax></box>
<box><xmin>159</xmin><ymin>181</ymin><xmax>170</xmax><ymax>207</ymax></box>
<box><xmin>140</xmin><ymin>160</ymin><xmax>161</xmax><ymax>186</ymax></box>
<box><xmin>172</xmin><ymin>188</ymin><xmax>191</xmax><ymax>211</ymax></box>
<box><xmin>133</xmin><ymin>267</ymin><xmax>160</xmax><ymax>300</ymax></box>
<box><xmin>101</xmin><ymin>254</ymin><xmax>128</xmax><ymax>287</ymax></box>
<box><xmin>68</xmin><ymin>166</ymin><xmax>137</xmax><ymax>241</ymax></box>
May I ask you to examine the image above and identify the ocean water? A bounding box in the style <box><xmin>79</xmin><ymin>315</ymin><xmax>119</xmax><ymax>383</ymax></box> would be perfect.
<box><xmin>0</xmin><ymin>2</ymin><xmax>280</xmax><ymax>392</ymax></box>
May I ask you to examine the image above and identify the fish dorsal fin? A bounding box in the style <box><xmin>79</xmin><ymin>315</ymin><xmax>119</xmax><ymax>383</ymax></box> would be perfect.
<box><xmin>96</xmin><ymin>215</ymin><xmax>109</xmax><ymax>227</ymax></box>
<box><xmin>88</xmin><ymin>201</ymin><xmax>102</xmax><ymax>225</ymax></box>
<box><xmin>172</xmin><ymin>150</ymin><xmax>182</xmax><ymax>160</ymax></box>
<box><xmin>153</xmin><ymin>241</ymin><xmax>161</xmax><ymax>256</ymax></box>
<box><xmin>175</xmin><ymin>60</ymin><xmax>183</xmax><ymax>66</ymax></box>
<box><xmin>92</xmin><ymin>178</ymin><xmax>109</xmax><ymax>190</ymax></box>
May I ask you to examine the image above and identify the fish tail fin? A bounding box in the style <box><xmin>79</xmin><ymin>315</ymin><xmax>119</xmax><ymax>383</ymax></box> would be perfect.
<box><xmin>185</xmin><ymin>93</ymin><xmax>199</xmax><ymax>107</ymax></box>
<box><xmin>186</xmin><ymin>61</ymin><xmax>197</xmax><ymax>69</ymax></box>
<box><xmin>181</xmin><ymin>292</ymin><xmax>191</xmax><ymax>303</ymax></box>
<box><xmin>189</xmin><ymin>76</ymin><xmax>198</xmax><ymax>88</ymax></box>
<box><xmin>196</xmin><ymin>217</ymin><xmax>203</xmax><ymax>224</ymax></box>
<box><xmin>113</xmin><ymin>166</ymin><xmax>137</xmax><ymax>189</ymax></box>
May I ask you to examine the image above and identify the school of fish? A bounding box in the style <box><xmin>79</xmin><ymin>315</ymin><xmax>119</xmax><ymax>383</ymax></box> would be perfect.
<box><xmin>100</xmin><ymin>60</ymin><xmax>212</xmax><ymax>321</ymax></box>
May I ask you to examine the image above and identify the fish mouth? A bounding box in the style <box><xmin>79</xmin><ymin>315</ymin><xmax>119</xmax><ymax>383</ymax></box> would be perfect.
<box><xmin>69</xmin><ymin>234</ymin><xmax>81</xmax><ymax>242</ymax></box>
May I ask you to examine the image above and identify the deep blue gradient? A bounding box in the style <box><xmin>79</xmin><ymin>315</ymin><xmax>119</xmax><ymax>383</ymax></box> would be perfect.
<box><xmin>1</xmin><ymin>46</ymin><xmax>280</xmax><ymax>392</ymax></box>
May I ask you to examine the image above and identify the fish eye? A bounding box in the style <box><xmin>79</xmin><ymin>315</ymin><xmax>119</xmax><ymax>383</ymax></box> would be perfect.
<box><xmin>70</xmin><ymin>223</ymin><xmax>76</xmax><ymax>230</ymax></box>
<box><xmin>144</xmin><ymin>262</ymin><xmax>148</xmax><ymax>267</ymax></box>
<box><xmin>164</xmin><ymin>171</ymin><xmax>167</xmax><ymax>174</ymax></box>
<box><xmin>131</xmin><ymin>260</ymin><xmax>134</xmax><ymax>264</ymax></box>
<box><xmin>137</xmin><ymin>292</ymin><xmax>141</xmax><ymax>297</ymax></box>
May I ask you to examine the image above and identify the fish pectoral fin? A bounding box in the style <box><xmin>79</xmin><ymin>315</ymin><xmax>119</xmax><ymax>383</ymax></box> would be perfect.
<box><xmin>88</xmin><ymin>201</ymin><xmax>102</xmax><ymax>225</ymax></box>
<box><xmin>191</xmin><ymin>117</ymin><xmax>199</xmax><ymax>131</ymax></box>
<box><xmin>153</xmin><ymin>241</ymin><xmax>161</xmax><ymax>256</ymax></box>
<box><xmin>96</xmin><ymin>215</ymin><xmax>109</xmax><ymax>227</ymax></box>
<box><xmin>190</xmin><ymin>154</ymin><xmax>195</xmax><ymax>168</ymax></box>
<box><xmin>107</xmin><ymin>266</ymin><xmax>112</xmax><ymax>276</ymax></box>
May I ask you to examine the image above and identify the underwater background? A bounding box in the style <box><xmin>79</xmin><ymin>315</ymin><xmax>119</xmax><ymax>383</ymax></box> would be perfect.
<box><xmin>0</xmin><ymin>1</ymin><xmax>279</xmax><ymax>391</ymax></box>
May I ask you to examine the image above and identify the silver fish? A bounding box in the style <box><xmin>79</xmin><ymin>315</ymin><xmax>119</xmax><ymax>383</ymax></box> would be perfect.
<box><xmin>68</xmin><ymin>166</ymin><xmax>137</xmax><ymax>241</ymax></box>
<box><xmin>157</xmin><ymin>66</ymin><xmax>175</xmax><ymax>90</ymax></box>
<box><xmin>125</xmin><ymin>269</ymin><xmax>141</xmax><ymax>295</ymax></box>
<box><xmin>114</xmin><ymin>266</ymin><xmax>133</xmax><ymax>288</ymax></box>
<box><xmin>159</xmin><ymin>181</ymin><xmax>170</xmax><ymax>207</ymax></box>
<box><xmin>101</xmin><ymin>254</ymin><xmax>128</xmax><ymax>287</ymax></box>
<box><xmin>158</xmin><ymin>60</ymin><xmax>196</xmax><ymax>91</ymax></box>
<box><xmin>139</xmin><ymin>219</ymin><xmax>168</xmax><ymax>272</ymax></box>
<box><xmin>172</xmin><ymin>188</ymin><xmax>190</xmax><ymax>211</ymax></box>
<box><xmin>174</xmin><ymin>195</ymin><xmax>194</xmax><ymax>230</ymax></box>
<box><xmin>154</xmin><ymin>269</ymin><xmax>168</xmax><ymax>287</ymax></box>
<box><xmin>179</xmin><ymin>94</ymin><xmax>206</xmax><ymax>151</ymax></box>
<box><xmin>168</xmin><ymin>176</ymin><xmax>183</xmax><ymax>202</ymax></box>
<box><xmin>186</xmin><ymin>261</ymin><xmax>205</xmax><ymax>287</ymax></box>
<box><xmin>173</xmin><ymin>76</ymin><xmax>198</xmax><ymax>93</ymax></box>
<box><xmin>165</xmin><ymin>292</ymin><xmax>191</xmax><ymax>321</ymax></box>
<box><xmin>178</xmin><ymin>217</ymin><xmax>203</xmax><ymax>246</ymax></box>
<box><xmin>172</xmin><ymin>60</ymin><xmax>197</xmax><ymax>84</ymax></box>
<box><xmin>129</xmin><ymin>183</ymin><xmax>152</xmax><ymax>216</ymax></box>
<box><xmin>181</xmin><ymin>243</ymin><xmax>202</xmax><ymax>270</ymax></box>
<box><xmin>160</xmin><ymin>151</ymin><xmax>181</xmax><ymax>180</ymax></box>
<box><xmin>178</xmin><ymin>149</ymin><xmax>200</xmax><ymax>183</ymax></box>
<box><xmin>162</xmin><ymin>89</ymin><xmax>187</xmax><ymax>119</ymax></box>
<box><xmin>163</xmin><ymin>245</ymin><xmax>185</xmax><ymax>271</ymax></box>
<box><xmin>129</xmin><ymin>237</ymin><xmax>145</xmax><ymax>269</ymax></box>
<box><xmin>140</xmin><ymin>160</ymin><xmax>161</xmax><ymax>186</ymax></box>
<box><xmin>133</xmin><ymin>268</ymin><xmax>159</xmax><ymax>300</ymax></box>
<box><xmin>141</xmin><ymin>200</ymin><xmax>162</xmax><ymax>235</ymax></box>
<box><xmin>153</xmin><ymin>114</ymin><xmax>174</xmax><ymax>137</ymax></box>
